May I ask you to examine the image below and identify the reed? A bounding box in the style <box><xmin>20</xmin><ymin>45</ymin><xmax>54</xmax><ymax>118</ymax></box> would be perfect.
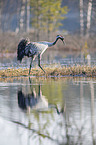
<box><xmin>0</xmin><ymin>65</ymin><xmax>96</xmax><ymax>78</ymax></box>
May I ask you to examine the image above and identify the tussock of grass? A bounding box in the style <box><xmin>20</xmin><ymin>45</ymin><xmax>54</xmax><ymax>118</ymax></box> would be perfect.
<box><xmin>0</xmin><ymin>65</ymin><xmax>96</xmax><ymax>78</ymax></box>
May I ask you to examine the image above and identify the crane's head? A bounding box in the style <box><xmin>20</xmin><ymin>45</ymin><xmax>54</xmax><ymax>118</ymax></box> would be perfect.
<box><xmin>56</xmin><ymin>35</ymin><xmax>65</xmax><ymax>45</ymax></box>
<box><xmin>17</xmin><ymin>39</ymin><xmax>29</xmax><ymax>62</ymax></box>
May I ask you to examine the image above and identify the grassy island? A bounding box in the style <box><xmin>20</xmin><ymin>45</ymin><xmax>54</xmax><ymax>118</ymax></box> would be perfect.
<box><xmin>0</xmin><ymin>65</ymin><xmax>96</xmax><ymax>78</ymax></box>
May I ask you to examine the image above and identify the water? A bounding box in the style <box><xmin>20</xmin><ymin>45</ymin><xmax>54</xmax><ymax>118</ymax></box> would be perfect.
<box><xmin>0</xmin><ymin>50</ymin><xmax>96</xmax><ymax>145</ymax></box>
<box><xmin>0</xmin><ymin>77</ymin><xmax>96</xmax><ymax>145</ymax></box>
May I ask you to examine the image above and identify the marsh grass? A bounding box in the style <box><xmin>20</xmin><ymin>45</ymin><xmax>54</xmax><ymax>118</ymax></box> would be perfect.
<box><xmin>0</xmin><ymin>65</ymin><xmax>96</xmax><ymax>78</ymax></box>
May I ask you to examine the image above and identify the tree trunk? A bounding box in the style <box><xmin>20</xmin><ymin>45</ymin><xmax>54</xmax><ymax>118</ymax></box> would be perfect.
<box><xmin>86</xmin><ymin>0</ymin><xmax>93</xmax><ymax>37</ymax></box>
<box><xmin>25</xmin><ymin>0</ymin><xmax>30</xmax><ymax>33</ymax></box>
<box><xmin>19</xmin><ymin>0</ymin><xmax>26</xmax><ymax>32</ymax></box>
<box><xmin>36</xmin><ymin>12</ymin><xmax>39</xmax><ymax>41</ymax></box>
<box><xmin>36</xmin><ymin>0</ymin><xmax>40</xmax><ymax>41</ymax></box>
<box><xmin>80</xmin><ymin>0</ymin><xmax>84</xmax><ymax>37</ymax></box>
<box><xmin>0</xmin><ymin>1</ymin><xmax>1</xmax><ymax>31</ymax></box>
<box><xmin>0</xmin><ymin>9</ymin><xmax>1</xmax><ymax>32</ymax></box>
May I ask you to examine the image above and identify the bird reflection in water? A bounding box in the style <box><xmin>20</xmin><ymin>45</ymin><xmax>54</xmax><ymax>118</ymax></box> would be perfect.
<box><xmin>18</xmin><ymin>88</ymin><xmax>39</xmax><ymax>111</ymax></box>
<box><xmin>17</xmin><ymin>77</ymin><xmax>65</xmax><ymax>114</ymax></box>
<box><xmin>18</xmin><ymin>78</ymin><xmax>48</xmax><ymax>113</ymax></box>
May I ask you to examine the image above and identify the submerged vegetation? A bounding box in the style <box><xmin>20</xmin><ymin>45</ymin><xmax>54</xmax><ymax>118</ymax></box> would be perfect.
<box><xmin>0</xmin><ymin>65</ymin><xmax>96</xmax><ymax>78</ymax></box>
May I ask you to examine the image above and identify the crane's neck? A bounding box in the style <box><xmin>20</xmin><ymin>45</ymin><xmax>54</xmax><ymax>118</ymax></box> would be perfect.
<box><xmin>48</xmin><ymin>37</ymin><xmax>59</xmax><ymax>47</ymax></box>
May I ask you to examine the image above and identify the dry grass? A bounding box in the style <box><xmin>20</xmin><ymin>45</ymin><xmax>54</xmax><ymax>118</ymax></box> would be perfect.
<box><xmin>0</xmin><ymin>65</ymin><xmax>96</xmax><ymax>78</ymax></box>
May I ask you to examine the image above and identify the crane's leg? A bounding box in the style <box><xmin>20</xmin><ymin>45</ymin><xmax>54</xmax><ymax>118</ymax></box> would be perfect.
<box><xmin>29</xmin><ymin>58</ymin><xmax>33</xmax><ymax>75</ymax></box>
<box><xmin>38</xmin><ymin>55</ymin><xmax>45</xmax><ymax>73</ymax></box>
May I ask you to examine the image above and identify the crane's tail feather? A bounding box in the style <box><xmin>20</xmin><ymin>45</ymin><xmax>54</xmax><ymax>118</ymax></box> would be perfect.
<box><xmin>17</xmin><ymin>39</ymin><xmax>28</xmax><ymax>62</ymax></box>
<box><xmin>17</xmin><ymin>49</ymin><xmax>25</xmax><ymax>62</ymax></box>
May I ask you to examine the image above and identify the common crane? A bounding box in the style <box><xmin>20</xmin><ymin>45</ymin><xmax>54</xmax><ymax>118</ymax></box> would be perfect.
<box><xmin>17</xmin><ymin>35</ymin><xmax>65</xmax><ymax>74</ymax></box>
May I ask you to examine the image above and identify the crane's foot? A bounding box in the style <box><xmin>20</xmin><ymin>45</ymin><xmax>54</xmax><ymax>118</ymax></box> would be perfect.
<box><xmin>29</xmin><ymin>72</ymin><xmax>31</xmax><ymax>75</ymax></box>
<box><xmin>39</xmin><ymin>65</ymin><xmax>46</xmax><ymax>74</ymax></box>
<box><xmin>29</xmin><ymin>69</ymin><xmax>31</xmax><ymax>75</ymax></box>
<box><xmin>29</xmin><ymin>68</ymin><xmax>32</xmax><ymax>75</ymax></box>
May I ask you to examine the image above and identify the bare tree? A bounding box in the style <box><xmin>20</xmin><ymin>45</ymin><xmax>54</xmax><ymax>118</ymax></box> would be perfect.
<box><xmin>19</xmin><ymin>0</ymin><xmax>26</xmax><ymax>32</ymax></box>
<box><xmin>25</xmin><ymin>0</ymin><xmax>30</xmax><ymax>32</ymax></box>
<box><xmin>86</xmin><ymin>0</ymin><xmax>93</xmax><ymax>37</ymax></box>
<box><xmin>0</xmin><ymin>1</ymin><xmax>2</xmax><ymax>31</ymax></box>
<box><xmin>80</xmin><ymin>0</ymin><xmax>84</xmax><ymax>37</ymax></box>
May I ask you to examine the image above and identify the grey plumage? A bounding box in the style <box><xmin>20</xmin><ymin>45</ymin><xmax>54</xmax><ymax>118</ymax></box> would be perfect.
<box><xmin>17</xmin><ymin>35</ymin><xmax>65</xmax><ymax>74</ymax></box>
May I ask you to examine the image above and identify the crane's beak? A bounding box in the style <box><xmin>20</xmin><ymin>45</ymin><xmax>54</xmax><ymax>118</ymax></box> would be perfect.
<box><xmin>59</xmin><ymin>36</ymin><xmax>66</xmax><ymax>45</ymax></box>
<box><xmin>62</xmin><ymin>38</ymin><xmax>66</xmax><ymax>45</ymax></box>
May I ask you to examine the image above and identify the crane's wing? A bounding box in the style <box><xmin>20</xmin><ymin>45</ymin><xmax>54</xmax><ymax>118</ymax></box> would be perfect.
<box><xmin>25</xmin><ymin>42</ymin><xmax>48</xmax><ymax>57</ymax></box>
<box><xmin>34</xmin><ymin>42</ymin><xmax>48</xmax><ymax>55</ymax></box>
<box><xmin>25</xmin><ymin>43</ymin><xmax>38</xmax><ymax>57</ymax></box>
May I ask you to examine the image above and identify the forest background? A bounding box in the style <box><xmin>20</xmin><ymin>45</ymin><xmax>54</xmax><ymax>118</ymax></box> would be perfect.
<box><xmin>0</xmin><ymin>0</ymin><xmax>96</xmax><ymax>53</ymax></box>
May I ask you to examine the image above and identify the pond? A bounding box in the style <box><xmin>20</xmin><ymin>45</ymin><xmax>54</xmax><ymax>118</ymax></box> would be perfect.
<box><xmin>0</xmin><ymin>77</ymin><xmax>96</xmax><ymax>145</ymax></box>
